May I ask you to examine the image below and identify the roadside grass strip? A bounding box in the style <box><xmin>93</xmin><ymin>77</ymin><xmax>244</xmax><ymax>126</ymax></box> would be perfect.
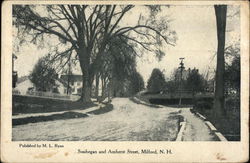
<box><xmin>192</xmin><ymin>110</ymin><xmax>228</xmax><ymax>141</ymax></box>
<box><xmin>12</xmin><ymin>103</ymin><xmax>113</xmax><ymax>126</ymax></box>
<box><xmin>130</xmin><ymin>97</ymin><xmax>161</xmax><ymax>108</ymax></box>
<box><xmin>13</xmin><ymin>104</ymin><xmax>101</xmax><ymax>120</ymax></box>
<box><xmin>176</xmin><ymin>118</ymin><xmax>186</xmax><ymax>141</ymax></box>
<box><xmin>12</xmin><ymin>112</ymin><xmax>88</xmax><ymax>126</ymax></box>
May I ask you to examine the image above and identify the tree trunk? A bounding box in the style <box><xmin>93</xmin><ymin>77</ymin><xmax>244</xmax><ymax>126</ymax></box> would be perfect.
<box><xmin>78</xmin><ymin>47</ymin><xmax>92</xmax><ymax>103</ymax></box>
<box><xmin>80</xmin><ymin>67</ymin><xmax>92</xmax><ymax>103</ymax></box>
<box><xmin>108</xmin><ymin>79</ymin><xmax>113</xmax><ymax>103</ymax></box>
<box><xmin>101</xmin><ymin>78</ymin><xmax>106</xmax><ymax>98</ymax></box>
<box><xmin>213</xmin><ymin>5</ymin><xmax>227</xmax><ymax>117</ymax></box>
<box><xmin>95</xmin><ymin>74</ymin><xmax>99</xmax><ymax>98</ymax></box>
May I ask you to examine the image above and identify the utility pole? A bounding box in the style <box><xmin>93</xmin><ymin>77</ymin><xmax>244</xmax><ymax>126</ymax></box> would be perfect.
<box><xmin>67</xmin><ymin>60</ymin><xmax>71</xmax><ymax>95</ymax></box>
<box><xmin>178</xmin><ymin>58</ymin><xmax>185</xmax><ymax>106</ymax></box>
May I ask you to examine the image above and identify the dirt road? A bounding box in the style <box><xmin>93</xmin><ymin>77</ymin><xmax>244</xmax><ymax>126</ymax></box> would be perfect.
<box><xmin>12</xmin><ymin>98</ymin><xmax>180</xmax><ymax>141</ymax></box>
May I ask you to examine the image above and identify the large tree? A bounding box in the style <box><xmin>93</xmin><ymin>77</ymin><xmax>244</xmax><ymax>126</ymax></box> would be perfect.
<box><xmin>100</xmin><ymin>37</ymin><xmax>138</xmax><ymax>98</ymax></box>
<box><xmin>13</xmin><ymin>5</ymin><xmax>176</xmax><ymax>102</ymax></box>
<box><xmin>213</xmin><ymin>5</ymin><xmax>227</xmax><ymax>117</ymax></box>
<box><xmin>129</xmin><ymin>71</ymin><xmax>145</xmax><ymax>95</ymax></box>
<box><xmin>186</xmin><ymin>68</ymin><xmax>205</xmax><ymax>96</ymax></box>
<box><xmin>147</xmin><ymin>68</ymin><xmax>166</xmax><ymax>93</ymax></box>
<box><xmin>29</xmin><ymin>55</ymin><xmax>58</xmax><ymax>92</ymax></box>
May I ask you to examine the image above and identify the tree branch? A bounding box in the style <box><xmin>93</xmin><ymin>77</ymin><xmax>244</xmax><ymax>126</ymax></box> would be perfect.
<box><xmin>120</xmin><ymin>34</ymin><xmax>153</xmax><ymax>52</ymax></box>
<box><xmin>114</xmin><ymin>25</ymin><xmax>175</xmax><ymax>46</ymax></box>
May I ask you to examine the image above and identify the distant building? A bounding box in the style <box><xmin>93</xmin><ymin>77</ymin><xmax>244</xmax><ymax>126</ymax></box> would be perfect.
<box><xmin>15</xmin><ymin>76</ymin><xmax>67</xmax><ymax>95</ymax></box>
<box><xmin>14</xmin><ymin>74</ymin><xmax>83</xmax><ymax>96</ymax></box>
<box><xmin>15</xmin><ymin>76</ymin><xmax>34</xmax><ymax>94</ymax></box>
<box><xmin>174</xmin><ymin>68</ymin><xmax>191</xmax><ymax>81</ymax></box>
<box><xmin>60</xmin><ymin>74</ymin><xmax>83</xmax><ymax>95</ymax></box>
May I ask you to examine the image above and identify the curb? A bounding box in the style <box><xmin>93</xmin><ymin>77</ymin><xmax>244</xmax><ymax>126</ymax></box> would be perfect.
<box><xmin>205</xmin><ymin>121</ymin><xmax>217</xmax><ymax>132</ymax></box>
<box><xmin>204</xmin><ymin>121</ymin><xmax>227</xmax><ymax>141</ymax></box>
<box><xmin>196</xmin><ymin>112</ymin><xmax>206</xmax><ymax>120</ymax></box>
<box><xmin>191</xmin><ymin>109</ymin><xmax>228</xmax><ymax>141</ymax></box>
<box><xmin>132</xmin><ymin>97</ymin><xmax>161</xmax><ymax>108</ymax></box>
<box><xmin>175</xmin><ymin>118</ymin><xmax>186</xmax><ymax>141</ymax></box>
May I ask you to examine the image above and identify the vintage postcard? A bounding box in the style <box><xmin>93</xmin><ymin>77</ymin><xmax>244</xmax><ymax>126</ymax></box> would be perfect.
<box><xmin>1</xmin><ymin>0</ymin><xmax>249</xmax><ymax>162</ymax></box>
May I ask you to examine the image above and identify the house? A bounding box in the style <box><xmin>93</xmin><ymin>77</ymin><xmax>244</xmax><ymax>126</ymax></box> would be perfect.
<box><xmin>14</xmin><ymin>76</ymin><xmax>34</xmax><ymax>94</ymax></box>
<box><xmin>60</xmin><ymin>74</ymin><xmax>83</xmax><ymax>95</ymax></box>
<box><xmin>14</xmin><ymin>74</ymin><xmax>83</xmax><ymax>96</ymax></box>
<box><xmin>15</xmin><ymin>76</ymin><xmax>67</xmax><ymax>95</ymax></box>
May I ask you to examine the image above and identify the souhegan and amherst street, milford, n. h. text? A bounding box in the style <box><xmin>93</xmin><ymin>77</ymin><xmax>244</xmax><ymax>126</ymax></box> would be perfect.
<box><xmin>77</xmin><ymin>149</ymin><xmax>173</xmax><ymax>154</ymax></box>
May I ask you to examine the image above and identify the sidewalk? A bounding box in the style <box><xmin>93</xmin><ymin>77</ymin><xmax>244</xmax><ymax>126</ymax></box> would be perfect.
<box><xmin>180</xmin><ymin>108</ymin><xmax>217</xmax><ymax>141</ymax></box>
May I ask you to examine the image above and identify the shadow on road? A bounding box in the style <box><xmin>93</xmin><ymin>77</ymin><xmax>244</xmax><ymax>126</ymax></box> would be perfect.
<box><xmin>13</xmin><ymin>104</ymin><xmax>114</xmax><ymax>126</ymax></box>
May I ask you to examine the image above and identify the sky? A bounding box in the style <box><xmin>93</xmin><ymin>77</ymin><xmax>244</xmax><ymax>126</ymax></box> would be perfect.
<box><xmin>13</xmin><ymin>5</ymin><xmax>240</xmax><ymax>83</ymax></box>
<box><xmin>136</xmin><ymin>5</ymin><xmax>240</xmax><ymax>81</ymax></box>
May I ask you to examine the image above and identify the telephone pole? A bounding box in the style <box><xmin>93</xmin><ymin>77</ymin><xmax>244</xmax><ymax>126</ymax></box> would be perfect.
<box><xmin>67</xmin><ymin>60</ymin><xmax>71</xmax><ymax>95</ymax></box>
<box><xmin>178</xmin><ymin>58</ymin><xmax>185</xmax><ymax>106</ymax></box>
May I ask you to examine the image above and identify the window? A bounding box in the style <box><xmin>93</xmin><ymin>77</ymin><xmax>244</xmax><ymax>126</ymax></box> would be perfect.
<box><xmin>77</xmin><ymin>88</ymin><xmax>82</xmax><ymax>94</ymax></box>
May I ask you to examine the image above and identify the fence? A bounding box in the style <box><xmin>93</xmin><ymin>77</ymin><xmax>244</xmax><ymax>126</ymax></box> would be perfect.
<box><xmin>12</xmin><ymin>89</ymin><xmax>80</xmax><ymax>101</ymax></box>
<box><xmin>143</xmin><ymin>90</ymin><xmax>214</xmax><ymax>99</ymax></box>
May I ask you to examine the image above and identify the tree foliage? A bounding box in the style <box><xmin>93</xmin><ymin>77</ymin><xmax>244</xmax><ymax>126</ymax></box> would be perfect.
<box><xmin>98</xmin><ymin>37</ymin><xmax>137</xmax><ymax>97</ymax></box>
<box><xmin>225</xmin><ymin>53</ymin><xmax>240</xmax><ymax>95</ymax></box>
<box><xmin>128</xmin><ymin>71</ymin><xmax>145</xmax><ymax>95</ymax></box>
<box><xmin>111</xmin><ymin>71</ymin><xmax>145</xmax><ymax>97</ymax></box>
<box><xmin>166</xmin><ymin>68</ymin><xmax>206</xmax><ymax>95</ymax></box>
<box><xmin>105</xmin><ymin>38</ymin><xmax>144</xmax><ymax>97</ymax></box>
<box><xmin>186</xmin><ymin>68</ymin><xmax>205</xmax><ymax>95</ymax></box>
<box><xmin>165</xmin><ymin>80</ymin><xmax>178</xmax><ymax>94</ymax></box>
<box><xmin>147</xmin><ymin>68</ymin><xmax>166</xmax><ymax>93</ymax></box>
<box><xmin>29</xmin><ymin>55</ymin><xmax>58</xmax><ymax>92</ymax></box>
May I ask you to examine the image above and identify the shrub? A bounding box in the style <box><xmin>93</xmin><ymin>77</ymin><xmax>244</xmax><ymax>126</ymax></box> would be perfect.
<box><xmin>193</xmin><ymin>98</ymin><xmax>213</xmax><ymax>114</ymax></box>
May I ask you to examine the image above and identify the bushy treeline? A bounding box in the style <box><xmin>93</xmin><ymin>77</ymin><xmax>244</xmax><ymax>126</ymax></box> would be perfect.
<box><xmin>146</xmin><ymin>68</ymin><xmax>207</xmax><ymax>95</ymax></box>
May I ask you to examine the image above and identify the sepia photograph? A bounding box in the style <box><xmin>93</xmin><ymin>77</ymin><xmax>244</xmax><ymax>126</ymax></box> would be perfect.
<box><xmin>11</xmin><ymin>4</ymin><xmax>241</xmax><ymax>141</ymax></box>
<box><xmin>1</xmin><ymin>0</ymin><xmax>249</xmax><ymax>162</ymax></box>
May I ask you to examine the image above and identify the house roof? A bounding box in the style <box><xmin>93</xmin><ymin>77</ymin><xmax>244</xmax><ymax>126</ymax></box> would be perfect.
<box><xmin>17</xmin><ymin>75</ymin><xmax>69</xmax><ymax>88</ymax></box>
<box><xmin>16</xmin><ymin>76</ymin><xmax>29</xmax><ymax>84</ymax></box>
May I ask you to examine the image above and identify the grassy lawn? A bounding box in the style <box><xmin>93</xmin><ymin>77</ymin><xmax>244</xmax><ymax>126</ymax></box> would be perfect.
<box><xmin>12</xmin><ymin>95</ymin><xmax>97</xmax><ymax>115</ymax></box>
<box><xmin>13</xmin><ymin>111</ymin><xmax>88</xmax><ymax>126</ymax></box>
